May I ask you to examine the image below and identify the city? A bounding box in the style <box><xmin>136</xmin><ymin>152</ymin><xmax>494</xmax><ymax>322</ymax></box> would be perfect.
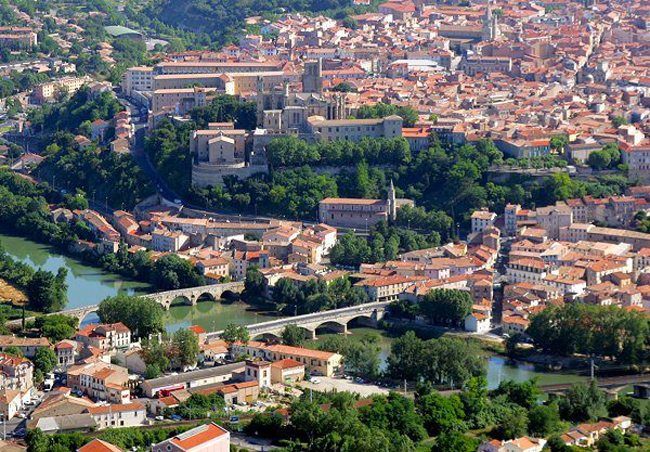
<box><xmin>0</xmin><ymin>0</ymin><xmax>648</xmax><ymax>451</ymax></box>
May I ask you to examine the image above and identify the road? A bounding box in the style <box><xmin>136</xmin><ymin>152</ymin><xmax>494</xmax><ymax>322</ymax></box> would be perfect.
<box><xmin>116</xmin><ymin>94</ymin><xmax>313</xmax><ymax>225</ymax></box>
<box><xmin>117</xmin><ymin>95</ymin><xmax>180</xmax><ymax>202</ymax></box>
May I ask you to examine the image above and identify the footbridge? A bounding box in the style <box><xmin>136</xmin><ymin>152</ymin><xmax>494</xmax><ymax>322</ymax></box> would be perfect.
<box><xmin>9</xmin><ymin>281</ymin><xmax>245</xmax><ymax>325</ymax></box>
<box><xmin>207</xmin><ymin>301</ymin><xmax>391</xmax><ymax>341</ymax></box>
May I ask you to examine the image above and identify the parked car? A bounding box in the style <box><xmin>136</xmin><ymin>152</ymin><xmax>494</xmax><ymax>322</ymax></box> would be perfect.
<box><xmin>14</xmin><ymin>429</ymin><xmax>26</xmax><ymax>438</ymax></box>
<box><xmin>155</xmin><ymin>415</ymin><xmax>164</xmax><ymax>421</ymax></box>
<box><xmin>170</xmin><ymin>414</ymin><xmax>182</xmax><ymax>422</ymax></box>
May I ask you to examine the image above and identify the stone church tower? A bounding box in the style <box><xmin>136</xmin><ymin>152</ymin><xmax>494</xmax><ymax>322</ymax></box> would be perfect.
<box><xmin>482</xmin><ymin>0</ymin><xmax>500</xmax><ymax>41</ymax></box>
<box><xmin>302</xmin><ymin>60</ymin><xmax>324</xmax><ymax>94</ymax></box>
<box><xmin>387</xmin><ymin>180</ymin><xmax>397</xmax><ymax>221</ymax></box>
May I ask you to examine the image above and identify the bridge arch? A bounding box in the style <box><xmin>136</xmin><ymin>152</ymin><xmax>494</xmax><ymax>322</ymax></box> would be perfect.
<box><xmin>197</xmin><ymin>292</ymin><xmax>217</xmax><ymax>302</ymax></box>
<box><xmin>315</xmin><ymin>320</ymin><xmax>348</xmax><ymax>335</ymax></box>
<box><xmin>78</xmin><ymin>308</ymin><xmax>100</xmax><ymax>326</ymax></box>
<box><xmin>344</xmin><ymin>312</ymin><xmax>379</xmax><ymax>328</ymax></box>
<box><xmin>169</xmin><ymin>295</ymin><xmax>194</xmax><ymax>308</ymax></box>
<box><xmin>252</xmin><ymin>332</ymin><xmax>281</xmax><ymax>342</ymax></box>
<box><xmin>220</xmin><ymin>290</ymin><xmax>240</xmax><ymax>301</ymax></box>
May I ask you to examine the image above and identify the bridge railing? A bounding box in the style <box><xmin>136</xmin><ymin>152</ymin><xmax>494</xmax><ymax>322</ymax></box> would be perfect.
<box><xmin>142</xmin><ymin>281</ymin><xmax>245</xmax><ymax>299</ymax></box>
<box><xmin>206</xmin><ymin>301</ymin><xmax>391</xmax><ymax>338</ymax></box>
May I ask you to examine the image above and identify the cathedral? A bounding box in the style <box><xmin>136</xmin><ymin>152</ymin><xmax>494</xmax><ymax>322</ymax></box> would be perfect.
<box><xmin>256</xmin><ymin>60</ymin><xmax>348</xmax><ymax>133</ymax></box>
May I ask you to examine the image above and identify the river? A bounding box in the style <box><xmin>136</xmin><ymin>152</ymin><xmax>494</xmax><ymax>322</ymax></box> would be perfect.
<box><xmin>0</xmin><ymin>233</ymin><xmax>587</xmax><ymax>388</ymax></box>
<box><xmin>309</xmin><ymin>327</ymin><xmax>588</xmax><ymax>389</ymax></box>
<box><xmin>0</xmin><ymin>233</ymin><xmax>269</xmax><ymax>331</ymax></box>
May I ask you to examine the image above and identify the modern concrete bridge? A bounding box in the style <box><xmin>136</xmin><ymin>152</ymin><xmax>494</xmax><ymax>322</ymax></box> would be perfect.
<box><xmin>206</xmin><ymin>301</ymin><xmax>391</xmax><ymax>340</ymax></box>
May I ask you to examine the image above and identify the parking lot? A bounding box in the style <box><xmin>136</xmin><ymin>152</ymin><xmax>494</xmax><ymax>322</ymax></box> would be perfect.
<box><xmin>298</xmin><ymin>376</ymin><xmax>390</xmax><ymax>397</ymax></box>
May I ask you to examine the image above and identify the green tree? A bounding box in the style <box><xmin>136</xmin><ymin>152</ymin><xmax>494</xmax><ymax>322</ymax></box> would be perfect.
<box><xmin>220</xmin><ymin>323</ymin><xmax>250</xmax><ymax>349</ymax></box>
<box><xmin>528</xmin><ymin>403</ymin><xmax>565</xmax><ymax>437</ymax></box>
<box><xmin>558</xmin><ymin>381</ymin><xmax>607</xmax><ymax>423</ymax></box>
<box><xmin>32</xmin><ymin>347</ymin><xmax>57</xmax><ymax>375</ymax></box>
<box><xmin>27</xmin><ymin>268</ymin><xmax>67</xmax><ymax>313</ymax></box>
<box><xmin>386</xmin><ymin>331</ymin><xmax>424</xmax><ymax>382</ymax></box>
<box><xmin>35</xmin><ymin>314</ymin><xmax>78</xmax><ymax>342</ymax></box>
<box><xmin>97</xmin><ymin>293</ymin><xmax>164</xmax><ymax>339</ymax></box>
<box><xmin>420</xmin><ymin>289</ymin><xmax>473</xmax><ymax>327</ymax></box>
<box><xmin>417</xmin><ymin>391</ymin><xmax>466</xmax><ymax>436</ymax></box>
<box><xmin>550</xmin><ymin>135</ymin><xmax>568</xmax><ymax>153</ymax></box>
<box><xmin>140</xmin><ymin>337</ymin><xmax>171</xmax><ymax>375</ymax></box>
<box><xmin>588</xmin><ymin>150</ymin><xmax>611</xmax><ymax>170</ymax></box>
<box><xmin>244</xmin><ymin>265</ymin><xmax>266</xmax><ymax>300</ymax></box>
<box><xmin>491</xmin><ymin>379</ymin><xmax>541</xmax><ymax>410</ymax></box>
<box><xmin>612</xmin><ymin>116</ymin><xmax>627</xmax><ymax>128</ymax></box>
<box><xmin>430</xmin><ymin>432</ymin><xmax>478</xmax><ymax>452</ymax></box>
<box><xmin>281</xmin><ymin>324</ymin><xmax>309</xmax><ymax>347</ymax></box>
<box><xmin>359</xmin><ymin>393</ymin><xmax>427</xmax><ymax>442</ymax></box>
<box><xmin>172</xmin><ymin>329</ymin><xmax>200</xmax><ymax>368</ymax></box>
<box><xmin>4</xmin><ymin>345</ymin><xmax>23</xmax><ymax>357</ymax></box>
<box><xmin>496</xmin><ymin>405</ymin><xmax>529</xmax><ymax>440</ymax></box>
<box><xmin>151</xmin><ymin>254</ymin><xmax>205</xmax><ymax>290</ymax></box>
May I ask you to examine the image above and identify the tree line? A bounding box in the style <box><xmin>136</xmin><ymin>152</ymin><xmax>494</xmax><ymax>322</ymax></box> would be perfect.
<box><xmin>266</xmin><ymin>136</ymin><xmax>411</xmax><ymax>168</ymax></box>
<box><xmin>246</xmin><ymin>376</ymin><xmax>650</xmax><ymax>452</ymax></box>
<box><xmin>527</xmin><ymin>304</ymin><xmax>649</xmax><ymax>364</ymax></box>
<box><xmin>245</xmin><ymin>268</ymin><xmax>369</xmax><ymax>315</ymax></box>
<box><xmin>0</xmin><ymin>243</ymin><xmax>68</xmax><ymax>314</ymax></box>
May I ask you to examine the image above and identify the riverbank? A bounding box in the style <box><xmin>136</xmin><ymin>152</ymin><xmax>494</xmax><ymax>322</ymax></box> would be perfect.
<box><xmin>0</xmin><ymin>232</ymin><xmax>285</xmax><ymax>332</ymax></box>
<box><xmin>0</xmin><ymin>277</ymin><xmax>27</xmax><ymax>304</ymax></box>
<box><xmin>306</xmin><ymin>326</ymin><xmax>591</xmax><ymax>390</ymax></box>
<box><xmin>0</xmin><ymin>232</ymin><xmax>151</xmax><ymax>310</ymax></box>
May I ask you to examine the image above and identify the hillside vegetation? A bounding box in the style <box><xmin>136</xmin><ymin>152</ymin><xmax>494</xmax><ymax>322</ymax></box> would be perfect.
<box><xmin>141</xmin><ymin>0</ymin><xmax>356</xmax><ymax>44</ymax></box>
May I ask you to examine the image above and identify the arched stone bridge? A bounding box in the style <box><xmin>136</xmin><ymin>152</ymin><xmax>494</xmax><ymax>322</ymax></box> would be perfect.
<box><xmin>144</xmin><ymin>281</ymin><xmax>245</xmax><ymax>310</ymax></box>
<box><xmin>207</xmin><ymin>301</ymin><xmax>391</xmax><ymax>341</ymax></box>
<box><xmin>15</xmin><ymin>281</ymin><xmax>245</xmax><ymax>325</ymax></box>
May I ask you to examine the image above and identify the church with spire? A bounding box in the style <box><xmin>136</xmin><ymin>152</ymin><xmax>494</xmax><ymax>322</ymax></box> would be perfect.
<box><xmin>317</xmin><ymin>181</ymin><xmax>413</xmax><ymax>229</ymax></box>
<box><xmin>482</xmin><ymin>0</ymin><xmax>501</xmax><ymax>41</ymax></box>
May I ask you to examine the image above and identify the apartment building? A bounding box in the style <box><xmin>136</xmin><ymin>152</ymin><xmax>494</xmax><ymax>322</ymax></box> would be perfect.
<box><xmin>66</xmin><ymin>362</ymin><xmax>131</xmax><ymax>404</ymax></box>
<box><xmin>307</xmin><ymin>115</ymin><xmax>403</xmax><ymax>142</ymax></box>
<box><xmin>152</xmin><ymin>61</ymin><xmax>282</xmax><ymax>75</ymax></box>
<box><xmin>31</xmin><ymin>77</ymin><xmax>91</xmax><ymax>103</ymax></box>
<box><xmin>533</xmin><ymin>205</ymin><xmax>573</xmax><ymax>239</ymax></box>
<box><xmin>318</xmin><ymin>198</ymin><xmax>391</xmax><ymax>229</ymax></box>
<box><xmin>0</xmin><ymin>26</ymin><xmax>38</xmax><ymax>50</ymax></box>
<box><xmin>152</xmin><ymin>71</ymin><xmax>284</xmax><ymax>95</ymax></box>
<box><xmin>74</xmin><ymin>210</ymin><xmax>120</xmax><ymax>242</ymax></box>
<box><xmin>54</xmin><ymin>340</ymin><xmax>79</xmax><ymax>368</ymax></box>
<box><xmin>479</xmin><ymin>437</ymin><xmax>547</xmax><ymax>452</ymax></box>
<box><xmin>152</xmin><ymin>423</ymin><xmax>230</xmax><ymax>452</ymax></box>
<box><xmin>74</xmin><ymin>323</ymin><xmax>132</xmax><ymax>351</ymax></box>
<box><xmin>151</xmin><ymin>229</ymin><xmax>190</xmax><ymax>252</ymax></box>
<box><xmin>121</xmin><ymin>66</ymin><xmax>154</xmax><ymax>97</ymax></box>
<box><xmin>471</xmin><ymin>210</ymin><xmax>497</xmax><ymax>234</ymax></box>
<box><xmin>506</xmin><ymin>258</ymin><xmax>548</xmax><ymax>284</ymax></box>
<box><xmin>0</xmin><ymin>336</ymin><xmax>50</xmax><ymax>358</ymax></box>
<box><xmin>627</xmin><ymin>146</ymin><xmax>650</xmax><ymax>184</ymax></box>
<box><xmin>232</xmin><ymin>342</ymin><xmax>343</xmax><ymax>376</ymax></box>
<box><xmin>270</xmin><ymin>359</ymin><xmax>305</xmax><ymax>384</ymax></box>
<box><xmin>190</xmin><ymin>125</ymin><xmax>247</xmax><ymax>164</ymax></box>
<box><xmin>463</xmin><ymin>56</ymin><xmax>512</xmax><ymax>76</ymax></box>
<box><xmin>86</xmin><ymin>402</ymin><xmax>146</xmax><ymax>429</ymax></box>
<box><xmin>151</xmin><ymin>87</ymin><xmax>215</xmax><ymax>115</ymax></box>
<box><xmin>355</xmin><ymin>274</ymin><xmax>427</xmax><ymax>301</ymax></box>
<box><xmin>0</xmin><ymin>352</ymin><xmax>33</xmax><ymax>391</ymax></box>
<box><xmin>560</xmin><ymin>224</ymin><xmax>650</xmax><ymax>251</ymax></box>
